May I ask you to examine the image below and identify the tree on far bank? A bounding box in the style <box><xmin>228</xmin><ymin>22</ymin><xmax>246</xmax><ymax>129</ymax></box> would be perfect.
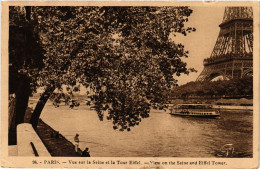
<box><xmin>9</xmin><ymin>6</ymin><xmax>195</xmax><ymax>133</ymax></box>
<box><xmin>171</xmin><ymin>76</ymin><xmax>253</xmax><ymax>99</ymax></box>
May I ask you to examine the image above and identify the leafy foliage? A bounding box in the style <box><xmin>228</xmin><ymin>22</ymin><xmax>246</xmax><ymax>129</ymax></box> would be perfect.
<box><xmin>80</xmin><ymin>7</ymin><xmax>196</xmax><ymax>131</ymax></box>
<box><xmin>10</xmin><ymin>6</ymin><xmax>195</xmax><ymax>131</ymax></box>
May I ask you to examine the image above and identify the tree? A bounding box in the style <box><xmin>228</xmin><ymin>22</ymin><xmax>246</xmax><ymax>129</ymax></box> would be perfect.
<box><xmin>78</xmin><ymin>7</ymin><xmax>196</xmax><ymax>131</ymax></box>
<box><xmin>9</xmin><ymin>6</ymin><xmax>45</xmax><ymax>144</ymax></box>
<box><xmin>9</xmin><ymin>6</ymin><xmax>195</xmax><ymax>131</ymax></box>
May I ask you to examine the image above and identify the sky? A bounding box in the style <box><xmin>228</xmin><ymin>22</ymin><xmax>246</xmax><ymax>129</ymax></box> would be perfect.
<box><xmin>174</xmin><ymin>6</ymin><xmax>225</xmax><ymax>85</ymax></box>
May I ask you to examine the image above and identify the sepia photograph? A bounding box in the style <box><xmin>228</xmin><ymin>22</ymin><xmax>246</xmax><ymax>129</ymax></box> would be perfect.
<box><xmin>1</xmin><ymin>1</ymin><xmax>259</xmax><ymax>168</ymax></box>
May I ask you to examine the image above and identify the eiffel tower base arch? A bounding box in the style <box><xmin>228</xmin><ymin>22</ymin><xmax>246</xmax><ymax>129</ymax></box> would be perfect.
<box><xmin>197</xmin><ymin>59</ymin><xmax>253</xmax><ymax>81</ymax></box>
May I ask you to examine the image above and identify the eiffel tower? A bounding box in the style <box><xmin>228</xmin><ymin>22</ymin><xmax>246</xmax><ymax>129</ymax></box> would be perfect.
<box><xmin>197</xmin><ymin>7</ymin><xmax>253</xmax><ymax>81</ymax></box>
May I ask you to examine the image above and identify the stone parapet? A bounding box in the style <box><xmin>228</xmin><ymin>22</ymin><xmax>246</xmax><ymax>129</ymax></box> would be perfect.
<box><xmin>17</xmin><ymin>123</ymin><xmax>50</xmax><ymax>156</ymax></box>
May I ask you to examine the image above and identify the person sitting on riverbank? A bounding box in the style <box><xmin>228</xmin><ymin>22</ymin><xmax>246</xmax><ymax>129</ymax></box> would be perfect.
<box><xmin>74</xmin><ymin>134</ymin><xmax>79</xmax><ymax>152</ymax></box>
<box><xmin>81</xmin><ymin>147</ymin><xmax>90</xmax><ymax>157</ymax></box>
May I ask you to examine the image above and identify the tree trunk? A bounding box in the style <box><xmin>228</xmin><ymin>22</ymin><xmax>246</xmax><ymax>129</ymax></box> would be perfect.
<box><xmin>30</xmin><ymin>85</ymin><xmax>56</xmax><ymax>129</ymax></box>
<box><xmin>8</xmin><ymin>74</ymin><xmax>31</xmax><ymax>145</ymax></box>
<box><xmin>15</xmin><ymin>83</ymin><xmax>31</xmax><ymax>124</ymax></box>
<box><xmin>8</xmin><ymin>96</ymin><xmax>17</xmax><ymax>145</ymax></box>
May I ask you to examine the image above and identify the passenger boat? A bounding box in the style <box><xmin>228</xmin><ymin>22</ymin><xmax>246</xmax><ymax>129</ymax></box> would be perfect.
<box><xmin>169</xmin><ymin>104</ymin><xmax>220</xmax><ymax>118</ymax></box>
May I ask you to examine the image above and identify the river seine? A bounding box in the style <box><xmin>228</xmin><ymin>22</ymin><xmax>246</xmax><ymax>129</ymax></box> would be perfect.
<box><xmin>39</xmin><ymin>102</ymin><xmax>252</xmax><ymax>157</ymax></box>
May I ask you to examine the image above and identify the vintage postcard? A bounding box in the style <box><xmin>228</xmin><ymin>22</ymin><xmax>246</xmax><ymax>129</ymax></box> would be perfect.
<box><xmin>1</xmin><ymin>1</ymin><xmax>259</xmax><ymax>168</ymax></box>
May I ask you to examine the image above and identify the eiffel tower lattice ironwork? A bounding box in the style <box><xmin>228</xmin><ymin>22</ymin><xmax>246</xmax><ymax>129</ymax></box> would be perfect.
<box><xmin>196</xmin><ymin>7</ymin><xmax>253</xmax><ymax>81</ymax></box>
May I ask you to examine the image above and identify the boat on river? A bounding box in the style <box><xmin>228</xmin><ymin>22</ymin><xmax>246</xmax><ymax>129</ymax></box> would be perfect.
<box><xmin>169</xmin><ymin>104</ymin><xmax>220</xmax><ymax>118</ymax></box>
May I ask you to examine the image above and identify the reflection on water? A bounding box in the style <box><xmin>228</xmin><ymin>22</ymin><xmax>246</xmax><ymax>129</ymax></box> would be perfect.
<box><xmin>40</xmin><ymin>102</ymin><xmax>252</xmax><ymax>157</ymax></box>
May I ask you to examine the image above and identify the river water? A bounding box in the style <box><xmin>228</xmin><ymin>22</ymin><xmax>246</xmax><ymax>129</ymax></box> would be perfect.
<box><xmin>39</xmin><ymin>102</ymin><xmax>253</xmax><ymax>157</ymax></box>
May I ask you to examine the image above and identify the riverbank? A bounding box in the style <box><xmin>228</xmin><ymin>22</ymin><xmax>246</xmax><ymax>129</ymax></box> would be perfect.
<box><xmin>24</xmin><ymin>108</ymin><xmax>82</xmax><ymax>156</ymax></box>
<box><xmin>212</xmin><ymin>105</ymin><xmax>253</xmax><ymax>111</ymax></box>
<box><xmin>169</xmin><ymin>98</ymin><xmax>253</xmax><ymax>107</ymax></box>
